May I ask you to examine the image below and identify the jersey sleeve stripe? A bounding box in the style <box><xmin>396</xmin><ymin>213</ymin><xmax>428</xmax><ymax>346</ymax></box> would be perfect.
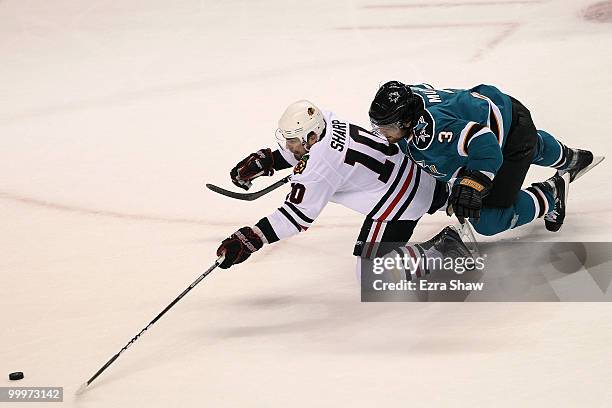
<box><xmin>488</xmin><ymin>97</ymin><xmax>504</xmax><ymax>146</ymax></box>
<box><xmin>278</xmin><ymin>207</ymin><xmax>304</xmax><ymax>232</ymax></box>
<box><xmin>480</xmin><ymin>170</ymin><xmax>495</xmax><ymax>180</ymax></box>
<box><xmin>489</xmin><ymin>107</ymin><xmax>501</xmax><ymax>144</ymax></box>
<box><xmin>466</xmin><ymin>127</ymin><xmax>491</xmax><ymax>152</ymax></box>
<box><xmin>284</xmin><ymin>202</ymin><xmax>314</xmax><ymax>224</ymax></box>
<box><xmin>365</xmin><ymin>221</ymin><xmax>386</xmax><ymax>259</ymax></box>
<box><xmin>255</xmin><ymin>217</ymin><xmax>280</xmax><ymax>243</ymax></box>
<box><xmin>471</xmin><ymin>91</ymin><xmax>504</xmax><ymax>146</ymax></box>
<box><xmin>458</xmin><ymin>122</ymin><xmax>485</xmax><ymax>156</ymax></box>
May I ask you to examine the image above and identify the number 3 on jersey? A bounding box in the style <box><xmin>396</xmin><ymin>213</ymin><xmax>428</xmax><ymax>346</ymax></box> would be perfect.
<box><xmin>344</xmin><ymin>125</ymin><xmax>399</xmax><ymax>183</ymax></box>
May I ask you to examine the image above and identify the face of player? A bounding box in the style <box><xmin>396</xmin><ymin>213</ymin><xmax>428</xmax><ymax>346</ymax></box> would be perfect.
<box><xmin>285</xmin><ymin>138</ymin><xmax>307</xmax><ymax>159</ymax></box>
<box><xmin>376</xmin><ymin>122</ymin><xmax>412</xmax><ymax>144</ymax></box>
<box><xmin>284</xmin><ymin>132</ymin><xmax>319</xmax><ymax>159</ymax></box>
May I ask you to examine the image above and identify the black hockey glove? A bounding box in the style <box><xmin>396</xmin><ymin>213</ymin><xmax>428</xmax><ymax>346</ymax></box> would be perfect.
<box><xmin>216</xmin><ymin>227</ymin><xmax>264</xmax><ymax>269</ymax></box>
<box><xmin>446</xmin><ymin>169</ymin><xmax>493</xmax><ymax>224</ymax></box>
<box><xmin>230</xmin><ymin>148</ymin><xmax>275</xmax><ymax>190</ymax></box>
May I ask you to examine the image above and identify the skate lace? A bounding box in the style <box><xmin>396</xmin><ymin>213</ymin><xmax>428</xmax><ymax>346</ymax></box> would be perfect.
<box><xmin>545</xmin><ymin>210</ymin><xmax>559</xmax><ymax>222</ymax></box>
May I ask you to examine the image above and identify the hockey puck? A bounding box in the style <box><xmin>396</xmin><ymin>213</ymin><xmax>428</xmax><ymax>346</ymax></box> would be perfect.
<box><xmin>9</xmin><ymin>372</ymin><xmax>24</xmax><ymax>381</ymax></box>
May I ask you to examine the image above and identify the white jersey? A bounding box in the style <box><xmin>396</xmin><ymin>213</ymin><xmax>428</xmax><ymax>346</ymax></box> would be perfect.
<box><xmin>255</xmin><ymin>111</ymin><xmax>438</xmax><ymax>243</ymax></box>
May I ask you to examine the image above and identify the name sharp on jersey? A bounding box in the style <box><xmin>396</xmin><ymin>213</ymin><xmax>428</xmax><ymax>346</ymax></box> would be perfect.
<box><xmin>254</xmin><ymin>111</ymin><xmax>440</xmax><ymax>244</ymax></box>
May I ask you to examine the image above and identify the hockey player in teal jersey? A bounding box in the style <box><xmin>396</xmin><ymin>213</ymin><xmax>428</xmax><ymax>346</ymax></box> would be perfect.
<box><xmin>368</xmin><ymin>81</ymin><xmax>601</xmax><ymax>236</ymax></box>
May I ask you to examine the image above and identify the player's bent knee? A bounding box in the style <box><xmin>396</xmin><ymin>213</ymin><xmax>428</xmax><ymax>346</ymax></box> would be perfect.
<box><xmin>470</xmin><ymin>219</ymin><xmax>505</xmax><ymax>236</ymax></box>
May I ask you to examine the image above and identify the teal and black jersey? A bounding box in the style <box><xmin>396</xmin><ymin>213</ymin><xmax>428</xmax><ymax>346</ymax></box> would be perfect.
<box><xmin>398</xmin><ymin>84</ymin><xmax>513</xmax><ymax>183</ymax></box>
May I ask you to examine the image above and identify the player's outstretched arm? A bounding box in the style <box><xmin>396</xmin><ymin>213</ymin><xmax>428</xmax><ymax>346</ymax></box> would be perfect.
<box><xmin>216</xmin><ymin>150</ymin><xmax>343</xmax><ymax>267</ymax></box>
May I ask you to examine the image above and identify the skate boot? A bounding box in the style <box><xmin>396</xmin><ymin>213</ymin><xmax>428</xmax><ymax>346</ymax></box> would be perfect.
<box><xmin>558</xmin><ymin>147</ymin><xmax>594</xmax><ymax>182</ymax></box>
<box><xmin>532</xmin><ymin>172</ymin><xmax>570</xmax><ymax>232</ymax></box>
<box><xmin>420</xmin><ymin>226</ymin><xmax>474</xmax><ymax>260</ymax></box>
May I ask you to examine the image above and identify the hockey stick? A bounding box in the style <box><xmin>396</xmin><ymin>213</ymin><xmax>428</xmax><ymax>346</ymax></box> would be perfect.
<box><xmin>456</xmin><ymin>221</ymin><xmax>481</xmax><ymax>259</ymax></box>
<box><xmin>76</xmin><ymin>257</ymin><xmax>223</xmax><ymax>395</ymax></box>
<box><xmin>206</xmin><ymin>174</ymin><xmax>292</xmax><ymax>201</ymax></box>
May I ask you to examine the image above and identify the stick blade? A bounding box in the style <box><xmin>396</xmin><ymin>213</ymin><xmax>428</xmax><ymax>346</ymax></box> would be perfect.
<box><xmin>205</xmin><ymin>183</ymin><xmax>260</xmax><ymax>201</ymax></box>
<box><xmin>75</xmin><ymin>383</ymin><xmax>88</xmax><ymax>396</ymax></box>
<box><xmin>206</xmin><ymin>175</ymin><xmax>291</xmax><ymax>201</ymax></box>
<box><xmin>456</xmin><ymin>221</ymin><xmax>481</xmax><ymax>259</ymax></box>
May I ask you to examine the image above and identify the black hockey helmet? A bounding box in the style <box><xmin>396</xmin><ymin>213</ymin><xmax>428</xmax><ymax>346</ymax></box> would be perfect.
<box><xmin>369</xmin><ymin>81</ymin><xmax>421</xmax><ymax>128</ymax></box>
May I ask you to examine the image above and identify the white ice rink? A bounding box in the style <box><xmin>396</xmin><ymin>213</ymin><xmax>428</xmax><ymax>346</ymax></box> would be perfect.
<box><xmin>1</xmin><ymin>0</ymin><xmax>611</xmax><ymax>406</ymax></box>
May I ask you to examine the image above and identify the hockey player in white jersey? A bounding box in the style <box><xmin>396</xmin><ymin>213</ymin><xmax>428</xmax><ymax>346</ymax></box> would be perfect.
<box><xmin>216</xmin><ymin>100</ymin><xmax>470</xmax><ymax>277</ymax></box>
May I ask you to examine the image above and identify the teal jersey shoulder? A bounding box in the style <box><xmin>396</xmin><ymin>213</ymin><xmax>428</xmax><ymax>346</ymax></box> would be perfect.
<box><xmin>402</xmin><ymin>84</ymin><xmax>511</xmax><ymax>182</ymax></box>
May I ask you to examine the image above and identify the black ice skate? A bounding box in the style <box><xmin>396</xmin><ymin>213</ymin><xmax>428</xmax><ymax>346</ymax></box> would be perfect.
<box><xmin>558</xmin><ymin>147</ymin><xmax>605</xmax><ymax>182</ymax></box>
<box><xmin>532</xmin><ymin>172</ymin><xmax>570</xmax><ymax>232</ymax></box>
<box><xmin>420</xmin><ymin>226</ymin><xmax>474</xmax><ymax>261</ymax></box>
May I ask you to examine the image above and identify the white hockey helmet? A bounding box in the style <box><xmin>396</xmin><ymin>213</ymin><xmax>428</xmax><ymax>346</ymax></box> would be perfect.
<box><xmin>275</xmin><ymin>100</ymin><xmax>325</xmax><ymax>149</ymax></box>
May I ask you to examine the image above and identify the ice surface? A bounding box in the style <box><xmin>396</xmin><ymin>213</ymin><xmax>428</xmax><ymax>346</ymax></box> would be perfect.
<box><xmin>1</xmin><ymin>0</ymin><xmax>611</xmax><ymax>406</ymax></box>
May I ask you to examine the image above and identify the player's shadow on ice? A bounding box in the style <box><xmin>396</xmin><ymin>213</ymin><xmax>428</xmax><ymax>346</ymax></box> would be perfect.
<box><xmin>205</xmin><ymin>294</ymin><xmax>350</xmax><ymax>339</ymax></box>
<box><xmin>205</xmin><ymin>292</ymin><xmax>541</xmax><ymax>356</ymax></box>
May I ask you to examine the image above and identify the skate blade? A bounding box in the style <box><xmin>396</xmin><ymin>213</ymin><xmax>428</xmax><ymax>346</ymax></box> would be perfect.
<box><xmin>567</xmin><ymin>155</ymin><xmax>605</xmax><ymax>182</ymax></box>
<box><xmin>562</xmin><ymin>171</ymin><xmax>570</xmax><ymax>200</ymax></box>
<box><xmin>560</xmin><ymin>172</ymin><xmax>571</xmax><ymax>231</ymax></box>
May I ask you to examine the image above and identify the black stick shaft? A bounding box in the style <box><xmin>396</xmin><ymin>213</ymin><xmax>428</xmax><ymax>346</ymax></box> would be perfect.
<box><xmin>80</xmin><ymin>259</ymin><xmax>221</xmax><ymax>390</ymax></box>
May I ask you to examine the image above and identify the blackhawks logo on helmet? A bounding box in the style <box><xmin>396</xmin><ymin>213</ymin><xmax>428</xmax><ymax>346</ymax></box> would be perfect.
<box><xmin>293</xmin><ymin>154</ymin><xmax>310</xmax><ymax>175</ymax></box>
